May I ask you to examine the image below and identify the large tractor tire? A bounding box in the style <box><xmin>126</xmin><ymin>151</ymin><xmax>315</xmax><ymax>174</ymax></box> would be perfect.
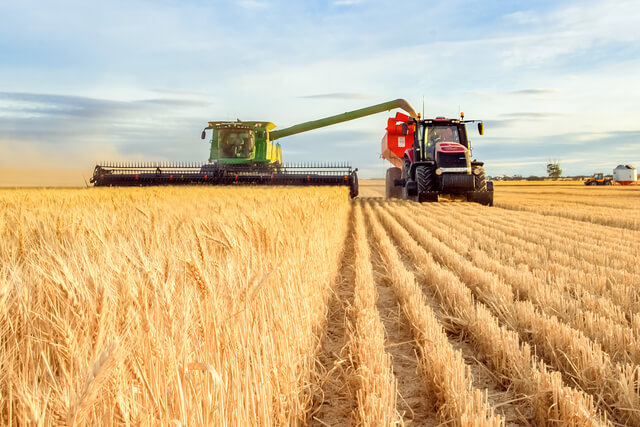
<box><xmin>402</xmin><ymin>157</ymin><xmax>411</xmax><ymax>179</ymax></box>
<box><xmin>350</xmin><ymin>173</ymin><xmax>359</xmax><ymax>198</ymax></box>
<box><xmin>468</xmin><ymin>166</ymin><xmax>493</xmax><ymax>206</ymax></box>
<box><xmin>416</xmin><ymin>165</ymin><xmax>438</xmax><ymax>202</ymax></box>
<box><xmin>473</xmin><ymin>166</ymin><xmax>487</xmax><ymax>191</ymax></box>
<box><xmin>385</xmin><ymin>167</ymin><xmax>402</xmax><ymax>199</ymax></box>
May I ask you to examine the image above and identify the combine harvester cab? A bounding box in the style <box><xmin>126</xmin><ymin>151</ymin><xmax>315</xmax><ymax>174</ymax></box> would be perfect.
<box><xmin>382</xmin><ymin>112</ymin><xmax>493</xmax><ymax>205</ymax></box>
<box><xmin>91</xmin><ymin>99</ymin><xmax>419</xmax><ymax>199</ymax></box>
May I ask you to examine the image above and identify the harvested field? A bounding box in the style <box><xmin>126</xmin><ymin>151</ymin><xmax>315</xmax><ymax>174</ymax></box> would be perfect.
<box><xmin>2</xmin><ymin>181</ymin><xmax>639</xmax><ymax>425</ymax></box>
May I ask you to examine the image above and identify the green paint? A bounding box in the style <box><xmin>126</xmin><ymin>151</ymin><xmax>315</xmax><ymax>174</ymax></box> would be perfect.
<box><xmin>203</xmin><ymin>99</ymin><xmax>416</xmax><ymax>167</ymax></box>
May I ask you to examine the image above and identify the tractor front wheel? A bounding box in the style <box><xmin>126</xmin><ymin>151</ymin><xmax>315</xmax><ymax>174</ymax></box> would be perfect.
<box><xmin>473</xmin><ymin>166</ymin><xmax>487</xmax><ymax>191</ymax></box>
<box><xmin>416</xmin><ymin>165</ymin><xmax>438</xmax><ymax>202</ymax></box>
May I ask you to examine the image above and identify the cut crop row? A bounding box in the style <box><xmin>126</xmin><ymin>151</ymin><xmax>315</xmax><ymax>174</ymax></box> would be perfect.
<box><xmin>362</xmin><ymin>202</ymin><xmax>504</xmax><ymax>426</ymax></box>
<box><xmin>432</xmin><ymin>199</ymin><xmax>640</xmax><ymax>258</ymax></box>
<box><xmin>420</xmin><ymin>204</ymin><xmax>638</xmax><ymax>330</ymax></box>
<box><xmin>458</xmin><ymin>203</ymin><xmax>640</xmax><ymax>274</ymax></box>
<box><xmin>348</xmin><ymin>203</ymin><xmax>399</xmax><ymax>425</ymax></box>
<box><xmin>379</xmin><ymin>201</ymin><xmax>637</xmax><ymax>424</ymax></box>
<box><xmin>366</xmin><ymin>201</ymin><xmax>601</xmax><ymax>426</ymax></box>
<box><xmin>494</xmin><ymin>199</ymin><xmax>640</xmax><ymax>231</ymax></box>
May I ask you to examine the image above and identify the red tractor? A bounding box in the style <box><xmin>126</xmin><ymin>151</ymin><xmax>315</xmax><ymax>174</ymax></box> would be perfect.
<box><xmin>382</xmin><ymin>112</ymin><xmax>493</xmax><ymax>205</ymax></box>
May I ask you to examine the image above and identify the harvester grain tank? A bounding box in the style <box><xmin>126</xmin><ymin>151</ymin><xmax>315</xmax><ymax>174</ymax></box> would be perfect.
<box><xmin>382</xmin><ymin>111</ymin><xmax>493</xmax><ymax>205</ymax></box>
<box><xmin>91</xmin><ymin>99</ymin><xmax>417</xmax><ymax>198</ymax></box>
<box><xmin>613</xmin><ymin>165</ymin><xmax>637</xmax><ymax>185</ymax></box>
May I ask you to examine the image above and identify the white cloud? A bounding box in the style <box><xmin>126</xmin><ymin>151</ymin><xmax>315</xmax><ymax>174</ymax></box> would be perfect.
<box><xmin>498</xmin><ymin>0</ymin><xmax>640</xmax><ymax>67</ymax></box>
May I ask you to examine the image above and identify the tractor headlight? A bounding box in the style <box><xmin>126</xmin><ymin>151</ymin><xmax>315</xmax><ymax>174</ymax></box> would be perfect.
<box><xmin>435</xmin><ymin>168</ymin><xmax>443</xmax><ymax>175</ymax></box>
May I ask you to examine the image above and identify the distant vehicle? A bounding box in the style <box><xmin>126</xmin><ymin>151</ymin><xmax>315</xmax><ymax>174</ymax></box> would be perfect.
<box><xmin>584</xmin><ymin>173</ymin><xmax>612</xmax><ymax>185</ymax></box>
<box><xmin>613</xmin><ymin>164</ymin><xmax>637</xmax><ymax>185</ymax></box>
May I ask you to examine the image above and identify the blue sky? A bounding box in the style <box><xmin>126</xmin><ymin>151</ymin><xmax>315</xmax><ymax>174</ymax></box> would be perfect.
<box><xmin>1</xmin><ymin>0</ymin><xmax>639</xmax><ymax>178</ymax></box>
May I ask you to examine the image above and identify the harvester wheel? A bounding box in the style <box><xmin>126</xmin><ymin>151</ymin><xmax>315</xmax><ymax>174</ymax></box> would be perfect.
<box><xmin>473</xmin><ymin>166</ymin><xmax>487</xmax><ymax>191</ymax></box>
<box><xmin>385</xmin><ymin>167</ymin><xmax>402</xmax><ymax>199</ymax></box>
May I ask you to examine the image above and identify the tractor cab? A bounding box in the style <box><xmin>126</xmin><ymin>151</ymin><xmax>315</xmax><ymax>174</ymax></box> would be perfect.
<box><xmin>417</xmin><ymin>119</ymin><xmax>470</xmax><ymax>171</ymax></box>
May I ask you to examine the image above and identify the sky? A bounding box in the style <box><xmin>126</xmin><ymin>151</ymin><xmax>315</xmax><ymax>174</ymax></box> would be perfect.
<box><xmin>1</xmin><ymin>0</ymin><xmax>639</xmax><ymax>178</ymax></box>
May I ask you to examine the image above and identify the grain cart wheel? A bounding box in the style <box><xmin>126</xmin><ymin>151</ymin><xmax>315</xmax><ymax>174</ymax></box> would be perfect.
<box><xmin>350</xmin><ymin>173</ymin><xmax>359</xmax><ymax>198</ymax></box>
<box><xmin>385</xmin><ymin>167</ymin><xmax>402</xmax><ymax>199</ymax></box>
<box><xmin>416</xmin><ymin>165</ymin><xmax>438</xmax><ymax>202</ymax></box>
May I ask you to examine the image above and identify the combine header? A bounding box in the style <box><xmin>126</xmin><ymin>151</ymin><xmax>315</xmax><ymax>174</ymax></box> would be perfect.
<box><xmin>91</xmin><ymin>99</ymin><xmax>417</xmax><ymax>198</ymax></box>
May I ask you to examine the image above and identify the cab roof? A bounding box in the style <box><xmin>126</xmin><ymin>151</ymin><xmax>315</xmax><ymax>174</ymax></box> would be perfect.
<box><xmin>421</xmin><ymin>118</ymin><xmax>461</xmax><ymax>124</ymax></box>
<box><xmin>206</xmin><ymin>120</ymin><xmax>276</xmax><ymax>131</ymax></box>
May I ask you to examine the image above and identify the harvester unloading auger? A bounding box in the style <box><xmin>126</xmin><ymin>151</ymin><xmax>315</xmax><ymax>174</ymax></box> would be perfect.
<box><xmin>90</xmin><ymin>99</ymin><xmax>418</xmax><ymax>198</ymax></box>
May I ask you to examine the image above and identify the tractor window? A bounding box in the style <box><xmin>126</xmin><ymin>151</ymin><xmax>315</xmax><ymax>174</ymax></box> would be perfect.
<box><xmin>425</xmin><ymin>125</ymin><xmax>460</xmax><ymax>145</ymax></box>
<box><xmin>219</xmin><ymin>129</ymin><xmax>255</xmax><ymax>159</ymax></box>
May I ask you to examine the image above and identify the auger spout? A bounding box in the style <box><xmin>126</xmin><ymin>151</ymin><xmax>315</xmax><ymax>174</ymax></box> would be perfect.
<box><xmin>269</xmin><ymin>99</ymin><xmax>417</xmax><ymax>141</ymax></box>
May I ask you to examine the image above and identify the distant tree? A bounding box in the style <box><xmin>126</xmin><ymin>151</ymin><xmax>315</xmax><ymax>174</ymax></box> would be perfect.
<box><xmin>547</xmin><ymin>161</ymin><xmax>562</xmax><ymax>180</ymax></box>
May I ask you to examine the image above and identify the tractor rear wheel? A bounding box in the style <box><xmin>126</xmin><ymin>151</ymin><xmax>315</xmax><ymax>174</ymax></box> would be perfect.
<box><xmin>385</xmin><ymin>167</ymin><xmax>402</xmax><ymax>199</ymax></box>
<box><xmin>416</xmin><ymin>165</ymin><xmax>437</xmax><ymax>202</ymax></box>
<box><xmin>402</xmin><ymin>157</ymin><xmax>411</xmax><ymax>179</ymax></box>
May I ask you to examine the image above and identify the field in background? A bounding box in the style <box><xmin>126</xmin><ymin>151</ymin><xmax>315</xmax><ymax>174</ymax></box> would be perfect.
<box><xmin>2</xmin><ymin>182</ymin><xmax>640</xmax><ymax>425</ymax></box>
<box><xmin>0</xmin><ymin>169</ymin><xmax>87</xmax><ymax>187</ymax></box>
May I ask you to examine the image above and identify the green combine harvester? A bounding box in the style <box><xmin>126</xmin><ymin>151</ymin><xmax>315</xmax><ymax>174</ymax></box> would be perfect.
<box><xmin>91</xmin><ymin>99</ymin><xmax>417</xmax><ymax>198</ymax></box>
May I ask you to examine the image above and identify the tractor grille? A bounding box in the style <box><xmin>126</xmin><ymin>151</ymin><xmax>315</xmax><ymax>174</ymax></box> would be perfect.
<box><xmin>440</xmin><ymin>174</ymin><xmax>474</xmax><ymax>191</ymax></box>
<box><xmin>437</xmin><ymin>152</ymin><xmax>467</xmax><ymax>168</ymax></box>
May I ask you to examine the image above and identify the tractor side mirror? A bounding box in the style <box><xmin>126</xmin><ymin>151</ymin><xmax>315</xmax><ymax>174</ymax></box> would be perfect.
<box><xmin>478</xmin><ymin>122</ymin><xmax>484</xmax><ymax>135</ymax></box>
<box><xmin>401</xmin><ymin>123</ymin><xmax>409</xmax><ymax>136</ymax></box>
<box><xmin>201</xmin><ymin>130</ymin><xmax>207</xmax><ymax>140</ymax></box>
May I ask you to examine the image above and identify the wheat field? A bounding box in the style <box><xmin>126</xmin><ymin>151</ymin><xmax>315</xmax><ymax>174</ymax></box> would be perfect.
<box><xmin>2</xmin><ymin>182</ymin><xmax>640</xmax><ymax>426</ymax></box>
